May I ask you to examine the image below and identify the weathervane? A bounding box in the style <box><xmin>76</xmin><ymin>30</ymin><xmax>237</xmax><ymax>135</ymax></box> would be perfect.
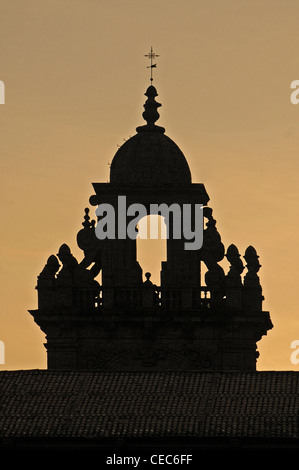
<box><xmin>144</xmin><ymin>46</ymin><xmax>159</xmax><ymax>83</ymax></box>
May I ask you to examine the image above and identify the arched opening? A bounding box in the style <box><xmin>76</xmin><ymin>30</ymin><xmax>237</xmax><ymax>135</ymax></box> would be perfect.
<box><xmin>136</xmin><ymin>214</ymin><xmax>167</xmax><ymax>286</ymax></box>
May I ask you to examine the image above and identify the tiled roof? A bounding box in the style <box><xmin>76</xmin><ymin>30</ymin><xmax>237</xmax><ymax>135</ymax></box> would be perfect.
<box><xmin>0</xmin><ymin>370</ymin><xmax>298</xmax><ymax>443</ymax></box>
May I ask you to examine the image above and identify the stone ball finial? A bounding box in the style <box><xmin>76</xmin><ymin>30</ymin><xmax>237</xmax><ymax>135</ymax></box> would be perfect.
<box><xmin>143</xmin><ymin>272</ymin><xmax>153</xmax><ymax>286</ymax></box>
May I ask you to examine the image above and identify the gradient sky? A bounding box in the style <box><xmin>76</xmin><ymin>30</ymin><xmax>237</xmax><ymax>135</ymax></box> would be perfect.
<box><xmin>1</xmin><ymin>0</ymin><xmax>299</xmax><ymax>371</ymax></box>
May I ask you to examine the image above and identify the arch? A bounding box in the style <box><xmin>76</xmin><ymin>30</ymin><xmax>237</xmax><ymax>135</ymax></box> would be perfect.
<box><xmin>136</xmin><ymin>214</ymin><xmax>167</xmax><ymax>286</ymax></box>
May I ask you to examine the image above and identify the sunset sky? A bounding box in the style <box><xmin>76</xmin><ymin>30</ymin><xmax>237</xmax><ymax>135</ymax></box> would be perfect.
<box><xmin>1</xmin><ymin>0</ymin><xmax>299</xmax><ymax>371</ymax></box>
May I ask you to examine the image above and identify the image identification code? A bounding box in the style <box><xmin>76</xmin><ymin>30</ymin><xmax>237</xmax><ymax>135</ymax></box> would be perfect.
<box><xmin>106</xmin><ymin>454</ymin><xmax>193</xmax><ymax>466</ymax></box>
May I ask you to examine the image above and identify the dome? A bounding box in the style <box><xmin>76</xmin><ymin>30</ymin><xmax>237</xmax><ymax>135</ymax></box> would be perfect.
<box><xmin>110</xmin><ymin>131</ymin><xmax>192</xmax><ymax>187</ymax></box>
<box><xmin>109</xmin><ymin>86</ymin><xmax>192</xmax><ymax>188</ymax></box>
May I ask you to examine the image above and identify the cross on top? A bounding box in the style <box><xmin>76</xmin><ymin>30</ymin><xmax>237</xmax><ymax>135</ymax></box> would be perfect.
<box><xmin>144</xmin><ymin>46</ymin><xmax>159</xmax><ymax>82</ymax></box>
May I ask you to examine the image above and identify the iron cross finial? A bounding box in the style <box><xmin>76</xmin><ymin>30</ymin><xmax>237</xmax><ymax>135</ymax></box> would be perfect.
<box><xmin>144</xmin><ymin>46</ymin><xmax>159</xmax><ymax>83</ymax></box>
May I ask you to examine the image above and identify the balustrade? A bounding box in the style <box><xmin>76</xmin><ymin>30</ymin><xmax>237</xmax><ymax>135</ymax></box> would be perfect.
<box><xmin>76</xmin><ymin>285</ymin><xmax>213</xmax><ymax>311</ymax></box>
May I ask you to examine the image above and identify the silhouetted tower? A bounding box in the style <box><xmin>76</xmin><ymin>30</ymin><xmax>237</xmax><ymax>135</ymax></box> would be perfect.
<box><xmin>30</xmin><ymin>82</ymin><xmax>273</xmax><ymax>371</ymax></box>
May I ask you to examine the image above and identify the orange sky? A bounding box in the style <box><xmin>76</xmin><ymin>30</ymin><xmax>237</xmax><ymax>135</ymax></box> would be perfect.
<box><xmin>1</xmin><ymin>0</ymin><xmax>299</xmax><ymax>371</ymax></box>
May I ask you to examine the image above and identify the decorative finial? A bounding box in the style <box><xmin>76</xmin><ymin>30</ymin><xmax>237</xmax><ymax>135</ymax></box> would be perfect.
<box><xmin>144</xmin><ymin>46</ymin><xmax>159</xmax><ymax>83</ymax></box>
<box><xmin>82</xmin><ymin>207</ymin><xmax>95</xmax><ymax>229</ymax></box>
<box><xmin>82</xmin><ymin>208</ymin><xmax>90</xmax><ymax>228</ymax></box>
<box><xmin>136</xmin><ymin>85</ymin><xmax>165</xmax><ymax>133</ymax></box>
<box><xmin>244</xmin><ymin>246</ymin><xmax>261</xmax><ymax>275</ymax></box>
<box><xmin>137</xmin><ymin>48</ymin><xmax>164</xmax><ymax>133</ymax></box>
<box><xmin>226</xmin><ymin>244</ymin><xmax>244</xmax><ymax>277</ymax></box>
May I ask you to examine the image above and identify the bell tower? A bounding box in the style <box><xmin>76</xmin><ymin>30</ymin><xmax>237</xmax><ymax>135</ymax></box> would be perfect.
<box><xmin>29</xmin><ymin>81</ymin><xmax>273</xmax><ymax>371</ymax></box>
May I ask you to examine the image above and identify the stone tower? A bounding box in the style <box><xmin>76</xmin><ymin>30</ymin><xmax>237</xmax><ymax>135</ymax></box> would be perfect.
<box><xmin>29</xmin><ymin>84</ymin><xmax>273</xmax><ymax>371</ymax></box>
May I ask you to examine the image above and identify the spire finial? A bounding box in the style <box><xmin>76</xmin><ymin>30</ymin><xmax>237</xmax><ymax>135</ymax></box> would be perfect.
<box><xmin>137</xmin><ymin>47</ymin><xmax>165</xmax><ymax>133</ymax></box>
<box><xmin>144</xmin><ymin>46</ymin><xmax>159</xmax><ymax>83</ymax></box>
<box><xmin>136</xmin><ymin>85</ymin><xmax>165</xmax><ymax>134</ymax></box>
